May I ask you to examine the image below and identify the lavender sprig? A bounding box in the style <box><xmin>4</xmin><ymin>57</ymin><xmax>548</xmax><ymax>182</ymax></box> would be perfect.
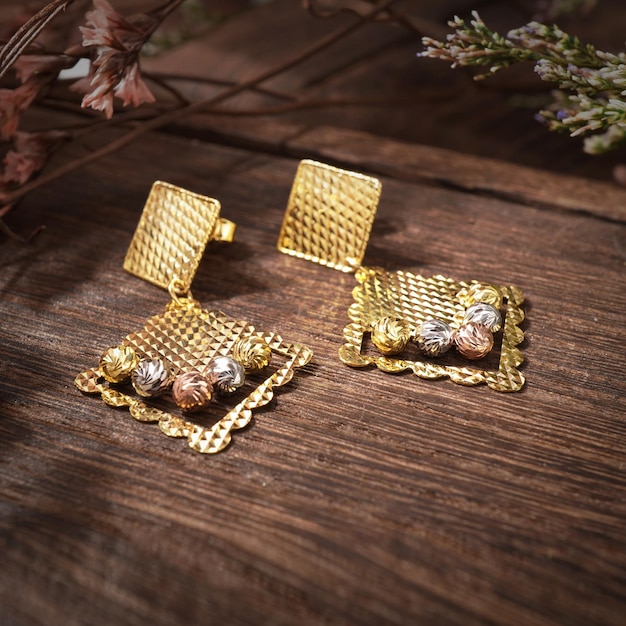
<box><xmin>420</xmin><ymin>11</ymin><xmax>626</xmax><ymax>154</ymax></box>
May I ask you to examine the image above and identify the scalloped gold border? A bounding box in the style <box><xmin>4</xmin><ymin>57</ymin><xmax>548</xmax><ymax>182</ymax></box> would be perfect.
<box><xmin>76</xmin><ymin>305</ymin><xmax>313</xmax><ymax>453</ymax></box>
<box><xmin>338</xmin><ymin>268</ymin><xmax>525</xmax><ymax>392</ymax></box>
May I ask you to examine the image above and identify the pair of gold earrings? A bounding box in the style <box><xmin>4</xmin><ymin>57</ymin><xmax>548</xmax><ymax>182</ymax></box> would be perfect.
<box><xmin>75</xmin><ymin>161</ymin><xmax>525</xmax><ymax>455</ymax></box>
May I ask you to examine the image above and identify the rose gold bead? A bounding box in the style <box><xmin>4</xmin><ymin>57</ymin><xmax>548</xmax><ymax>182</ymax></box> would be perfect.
<box><xmin>172</xmin><ymin>371</ymin><xmax>213</xmax><ymax>412</ymax></box>
<box><xmin>454</xmin><ymin>322</ymin><xmax>494</xmax><ymax>360</ymax></box>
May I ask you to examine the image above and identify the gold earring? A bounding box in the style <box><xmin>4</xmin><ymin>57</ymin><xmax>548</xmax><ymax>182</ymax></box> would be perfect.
<box><xmin>277</xmin><ymin>160</ymin><xmax>525</xmax><ymax>392</ymax></box>
<box><xmin>75</xmin><ymin>181</ymin><xmax>313</xmax><ymax>454</ymax></box>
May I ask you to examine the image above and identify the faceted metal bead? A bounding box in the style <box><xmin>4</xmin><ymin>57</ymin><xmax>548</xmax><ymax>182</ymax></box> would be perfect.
<box><xmin>463</xmin><ymin>302</ymin><xmax>502</xmax><ymax>333</ymax></box>
<box><xmin>232</xmin><ymin>336</ymin><xmax>272</xmax><ymax>373</ymax></box>
<box><xmin>99</xmin><ymin>345</ymin><xmax>139</xmax><ymax>383</ymax></box>
<box><xmin>205</xmin><ymin>356</ymin><xmax>245</xmax><ymax>394</ymax></box>
<box><xmin>460</xmin><ymin>283</ymin><xmax>503</xmax><ymax>309</ymax></box>
<box><xmin>172</xmin><ymin>371</ymin><xmax>213</xmax><ymax>412</ymax></box>
<box><xmin>370</xmin><ymin>316</ymin><xmax>410</xmax><ymax>356</ymax></box>
<box><xmin>454</xmin><ymin>322</ymin><xmax>494</xmax><ymax>360</ymax></box>
<box><xmin>131</xmin><ymin>358</ymin><xmax>171</xmax><ymax>397</ymax></box>
<box><xmin>415</xmin><ymin>319</ymin><xmax>454</xmax><ymax>357</ymax></box>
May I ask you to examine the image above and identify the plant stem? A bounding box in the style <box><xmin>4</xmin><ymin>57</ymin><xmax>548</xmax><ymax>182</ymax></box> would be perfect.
<box><xmin>0</xmin><ymin>0</ymin><xmax>396</xmax><ymax>208</ymax></box>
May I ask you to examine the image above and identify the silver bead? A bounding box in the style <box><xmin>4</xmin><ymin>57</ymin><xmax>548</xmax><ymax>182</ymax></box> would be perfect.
<box><xmin>416</xmin><ymin>319</ymin><xmax>454</xmax><ymax>357</ymax></box>
<box><xmin>131</xmin><ymin>358</ymin><xmax>171</xmax><ymax>397</ymax></box>
<box><xmin>205</xmin><ymin>356</ymin><xmax>245</xmax><ymax>394</ymax></box>
<box><xmin>463</xmin><ymin>302</ymin><xmax>502</xmax><ymax>333</ymax></box>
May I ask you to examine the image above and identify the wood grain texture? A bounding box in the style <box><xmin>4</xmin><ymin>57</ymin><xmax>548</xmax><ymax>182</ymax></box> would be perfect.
<box><xmin>173</xmin><ymin>117</ymin><xmax>626</xmax><ymax>222</ymax></box>
<box><xmin>1</xmin><ymin>122</ymin><xmax>625</xmax><ymax>626</ymax></box>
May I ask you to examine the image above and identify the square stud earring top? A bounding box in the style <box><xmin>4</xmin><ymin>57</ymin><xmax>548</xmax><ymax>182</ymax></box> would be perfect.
<box><xmin>277</xmin><ymin>160</ymin><xmax>525</xmax><ymax>392</ymax></box>
<box><xmin>277</xmin><ymin>160</ymin><xmax>382</xmax><ymax>273</ymax></box>
<box><xmin>123</xmin><ymin>180</ymin><xmax>236</xmax><ymax>292</ymax></box>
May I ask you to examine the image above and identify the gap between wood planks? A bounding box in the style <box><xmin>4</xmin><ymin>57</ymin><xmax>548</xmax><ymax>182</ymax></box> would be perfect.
<box><xmin>162</xmin><ymin>116</ymin><xmax>626</xmax><ymax>225</ymax></box>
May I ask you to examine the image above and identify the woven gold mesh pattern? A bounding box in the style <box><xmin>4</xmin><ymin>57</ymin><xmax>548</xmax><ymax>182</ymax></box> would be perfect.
<box><xmin>75</xmin><ymin>298</ymin><xmax>313</xmax><ymax>454</ymax></box>
<box><xmin>123</xmin><ymin>181</ymin><xmax>224</xmax><ymax>291</ymax></box>
<box><xmin>277</xmin><ymin>160</ymin><xmax>382</xmax><ymax>273</ymax></box>
<box><xmin>339</xmin><ymin>267</ymin><xmax>525</xmax><ymax>392</ymax></box>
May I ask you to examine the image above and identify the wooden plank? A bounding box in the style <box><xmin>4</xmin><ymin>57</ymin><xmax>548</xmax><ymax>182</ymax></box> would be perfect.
<box><xmin>138</xmin><ymin>0</ymin><xmax>626</xmax><ymax>184</ymax></box>
<box><xmin>287</xmin><ymin>125</ymin><xmax>626</xmax><ymax>222</ymax></box>
<box><xmin>171</xmin><ymin>116</ymin><xmax>626</xmax><ymax>222</ymax></box>
<box><xmin>0</xmin><ymin>125</ymin><xmax>625</xmax><ymax>625</ymax></box>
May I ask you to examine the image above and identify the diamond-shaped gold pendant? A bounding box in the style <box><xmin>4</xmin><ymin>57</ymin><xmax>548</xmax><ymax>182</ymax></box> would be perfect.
<box><xmin>277</xmin><ymin>159</ymin><xmax>382</xmax><ymax>272</ymax></box>
<box><xmin>75</xmin><ymin>297</ymin><xmax>312</xmax><ymax>453</ymax></box>
<box><xmin>339</xmin><ymin>268</ymin><xmax>525</xmax><ymax>392</ymax></box>
<box><xmin>124</xmin><ymin>180</ymin><xmax>236</xmax><ymax>292</ymax></box>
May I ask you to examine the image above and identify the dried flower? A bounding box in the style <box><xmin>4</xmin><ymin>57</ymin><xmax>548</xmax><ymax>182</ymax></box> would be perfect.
<box><xmin>76</xmin><ymin>0</ymin><xmax>155</xmax><ymax>118</ymax></box>
<box><xmin>0</xmin><ymin>81</ymin><xmax>40</xmax><ymax>141</ymax></box>
<box><xmin>1</xmin><ymin>130</ymin><xmax>68</xmax><ymax>185</ymax></box>
<box><xmin>13</xmin><ymin>54</ymin><xmax>74</xmax><ymax>83</ymax></box>
<box><xmin>420</xmin><ymin>12</ymin><xmax>626</xmax><ymax>154</ymax></box>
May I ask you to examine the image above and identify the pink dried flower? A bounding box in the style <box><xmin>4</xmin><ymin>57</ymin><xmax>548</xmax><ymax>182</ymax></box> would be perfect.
<box><xmin>0</xmin><ymin>81</ymin><xmax>40</xmax><ymax>141</ymax></box>
<box><xmin>114</xmin><ymin>61</ymin><xmax>155</xmax><ymax>108</ymax></box>
<box><xmin>76</xmin><ymin>0</ymin><xmax>155</xmax><ymax>119</ymax></box>
<box><xmin>80</xmin><ymin>0</ymin><xmax>148</xmax><ymax>48</ymax></box>
<box><xmin>13</xmin><ymin>54</ymin><xmax>73</xmax><ymax>83</ymax></box>
<box><xmin>1</xmin><ymin>130</ymin><xmax>67</xmax><ymax>185</ymax></box>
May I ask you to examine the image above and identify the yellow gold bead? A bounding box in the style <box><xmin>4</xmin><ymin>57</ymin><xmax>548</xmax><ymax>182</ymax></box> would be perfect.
<box><xmin>371</xmin><ymin>317</ymin><xmax>411</xmax><ymax>356</ymax></box>
<box><xmin>232</xmin><ymin>336</ymin><xmax>272</xmax><ymax>373</ymax></box>
<box><xmin>99</xmin><ymin>345</ymin><xmax>139</xmax><ymax>383</ymax></box>
<box><xmin>460</xmin><ymin>283</ymin><xmax>503</xmax><ymax>309</ymax></box>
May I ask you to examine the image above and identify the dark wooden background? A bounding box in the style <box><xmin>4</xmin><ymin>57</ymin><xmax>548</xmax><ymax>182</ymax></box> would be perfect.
<box><xmin>1</xmin><ymin>2</ymin><xmax>626</xmax><ymax>625</ymax></box>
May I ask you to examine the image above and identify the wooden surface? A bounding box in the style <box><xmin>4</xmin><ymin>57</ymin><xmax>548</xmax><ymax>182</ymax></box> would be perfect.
<box><xmin>1</xmin><ymin>116</ymin><xmax>626</xmax><ymax>625</ymax></box>
<box><xmin>2</xmin><ymin>2</ymin><xmax>626</xmax><ymax>624</ymax></box>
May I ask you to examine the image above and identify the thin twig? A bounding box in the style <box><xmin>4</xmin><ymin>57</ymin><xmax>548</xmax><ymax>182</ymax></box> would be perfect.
<box><xmin>148</xmin><ymin>72</ymin><xmax>297</xmax><ymax>101</ymax></box>
<box><xmin>0</xmin><ymin>0</ymin><xmax>76</xmax><ymax>80</ymax></box>
<box><xmin>0</xmin><ymin>217</ymin><xmax>23</xmax><ymax>241</ymax></box>
<box><xmin>144</xmin><ymin>0</ymin><xmax>187</xmax><ymax>37</ymax></box>
<box><xmin>201</xmin><ymin>96</ymin><xmax>415</xmax><ymax>117</ymax></box>
<box><xmin>40</xmin><ymin>96</ymin><xmax>170</xmax><ymax>121</ymax></box>
<box><xmin>0</xmin><ymin>0</ymin><xmax>396</xmax><ymax>208</ymax></box>
<box><xmin>143</xmin><ymin>71</ymin><xmax>190</xmax><ymax>105</ymax></box>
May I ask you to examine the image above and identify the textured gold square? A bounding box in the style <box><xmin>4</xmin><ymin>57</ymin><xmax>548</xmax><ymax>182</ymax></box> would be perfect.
<box><xmin>75</xmin><ymin>299</ymin><xmax>313</xmax><ymax>454</ymax></box>
<box><xmin>339</xmin><ymin>267</ymin><xmax>525</xmax><ymax>392</ymax></box>
<box><xmin>277</xmin><ymin>160</ymin><xmax>382</xmax><ymax>273</ymax></box>
<box><xmin>124</xmin><ymin>181</ymin><xmax>226</xmax><ymax>291</ymax></box>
